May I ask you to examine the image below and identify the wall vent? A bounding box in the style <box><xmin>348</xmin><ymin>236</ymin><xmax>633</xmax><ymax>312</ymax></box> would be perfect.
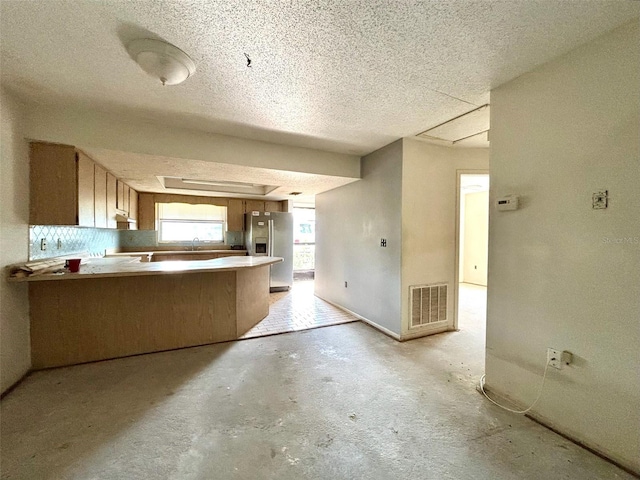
<box><xmin>410</xmin><ymin>284</ymin><xmax>448</xmax><ymax>328</ymax></box>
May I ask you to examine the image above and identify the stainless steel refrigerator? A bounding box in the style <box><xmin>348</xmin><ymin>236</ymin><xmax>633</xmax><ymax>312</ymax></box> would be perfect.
<box><xmin>245</xmin><ymin>212</ymin><xmax>294</xmax><ymax>291</ymax></box>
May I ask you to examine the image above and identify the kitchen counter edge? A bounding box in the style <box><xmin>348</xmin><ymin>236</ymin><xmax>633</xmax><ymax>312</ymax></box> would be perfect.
<box><xmin>9</xmin><ymin>256</ymin><xmax>282</xmax><ymax>283</ymax></box>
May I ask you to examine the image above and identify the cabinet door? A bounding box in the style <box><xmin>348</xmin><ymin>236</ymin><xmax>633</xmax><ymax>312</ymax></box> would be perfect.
<box><xmin>77</xmin><ymin>152</ymin><xmax>95</xmax><ymax>227</ymax></box>
<box><xmin>244</xmin><ymin>200</ymin><xmax>264</xmax><ymax>214</ymax></box>
<box><xmin>94</xmin><ymin>164</ymin><xmax>108</xmax><ymax>228</ymax></box>
<box><xmin>227</xmin><ymin>199</ymin><xmax>245</xmax><ymax>231</ymax></box>
<box><xmin>129</xmin><ymin>187</ymin><xmax>138</xmax><ymax>229</ymax></box>
<box><xmin>29</xmin><ymin>143</ymin><xmax>77</xmax><ymax>225</ymax></box>
<box><xmin>123</xmin><ymin>184</ymin><xmax>130</xmax><ymax>214</ymax></box>
<box><xmin>137</xmin><ymin>193</ymin><xmax>155</xmax><ymax>230</ymax></box>
<box><xmin>116</xmin><ymin>180</ymin><xmax>125</xmax><ymax>211</ymax></box>
<box><xmin>265</xmin><ymin>201</ymin><xmax>282</xmax><ymax>213</ymax></box>
<box><xmin>106</xmin><ymin>173</ymin><xmax>118</xmax><ymax>228</ymax></box>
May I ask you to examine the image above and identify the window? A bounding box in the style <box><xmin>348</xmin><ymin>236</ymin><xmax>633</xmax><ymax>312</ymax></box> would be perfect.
<box><xmin>157</xmin><ymin>203</ymin><xmax>227</xmax><ymax>243</ymax></box>
<box><xmin>293</xmin><ymin>207</ymin><xmax>315</xmax><ymax>271</ymax></box>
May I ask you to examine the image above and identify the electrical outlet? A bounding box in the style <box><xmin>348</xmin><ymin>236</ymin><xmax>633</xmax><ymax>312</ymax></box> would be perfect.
<box><xmin>547</xmin><ymin>348</ymin><xmax>573</xmax><ymax>370</ymax></box>
<box><xmin>380</xmin><ymin>238</ymin><xmax>387</xmax><ymax>247</ymax></box>
<box><xmin>547</xmin><ymin>348</ymin><xmax>562</xmax><ymax>369</ymax></box>
<box><xmin>40</xmin><ymin>238</ymin><xmax>47</xmax><ymax>251</ymax></box>
<box><xmin>344</xmin><ymin>281</ymin><xmax>348</xmax><ymax>288</ymax></box>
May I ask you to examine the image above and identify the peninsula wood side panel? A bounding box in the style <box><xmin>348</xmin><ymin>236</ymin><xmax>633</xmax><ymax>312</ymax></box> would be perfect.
<box><xmin>235</xmin><ymin>266</ymin><xmax>270</xmax><ymax>337</ymax></box>
<box><xmin>30</xmin><ymin>271</ymin><xmax>238</xmax><ymax>368</ymax></box>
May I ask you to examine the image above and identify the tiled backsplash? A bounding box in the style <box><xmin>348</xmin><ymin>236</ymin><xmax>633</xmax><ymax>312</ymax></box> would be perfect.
<box><xmin>29</xmin><ymin>227</ymin><xmax>247</xmax><ymax>260</ymax></box>
<box><xmin>29</xmin><ymin>226</ymin><xmax>120</xmax><ymax>261</ymax></box>
<box><xmin>119</xmin><ymin>230</ymin><xmax>245</xmax><ymax>249</ymax></box>
<box><xmin>119</xmin><ymin>230</ymin><xmax>157</xmax><ymax>248</ymax></box>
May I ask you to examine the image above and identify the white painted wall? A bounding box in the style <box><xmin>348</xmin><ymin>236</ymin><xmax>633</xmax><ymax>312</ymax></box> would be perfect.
<box><xmin>487</xmin><ymin>21</ymin><xmax>639</xmax><ymax>472</ymax></box>
<box><xmin>315</xmin><ymin>140</ymin><xmax>403</xmax><ymax>336</ymax></box>
<box><xmin>462</xmin><ymin>191</ymin><xmax>489</xmax><ymax>286</ymax></box>
<box><xmin>0</xmin><ymin>88</ymin><xmax>31</xmax><ymax>393</ymax></box>
<box><xmin>401</xmin><ymin>139</ymin><xmax>489</xmax><ymax>337</ymax></box>
<box><xmin>23</xmin><ymin>104</ymin><xmax>360</xmax><ymax>179</ymax></box>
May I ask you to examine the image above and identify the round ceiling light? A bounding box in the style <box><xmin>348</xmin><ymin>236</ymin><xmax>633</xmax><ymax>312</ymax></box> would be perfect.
<box><xmin>127</xmin><ymin>38</ymin><xmax>196</xmax><ymax>86</ymax></box>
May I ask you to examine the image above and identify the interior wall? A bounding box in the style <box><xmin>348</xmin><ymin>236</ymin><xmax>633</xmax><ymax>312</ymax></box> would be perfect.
<box><xmin>400</xmin><ymin>139</ymin><xmax>489</xmax><ymax>337</ymax></box>
<box><xmin>487</xmin><ymin>21</ymin><xmax>639</xmax><ymax>472</ymax></box>
<box><xmin>0</xmin><ymin>88</ymin><xmax>31</xmax><ymax>393</ymax></box>
<box><xmin>315</xmin><ymin>140</ymin><xmax>403</xmax><ymax>336</ymax></box>
<box><xmin>23</xmin><ymin>104</ymin><xmax>360</xmax><ymax>179</ymax></box>
<box><xmin>462</xmin><ymin>191</ymin><xmax>489</xmax><ymax>286</ymax></box>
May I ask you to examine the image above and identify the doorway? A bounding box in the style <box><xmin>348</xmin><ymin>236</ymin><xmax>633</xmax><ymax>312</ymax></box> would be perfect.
<box><xmin>455</xmin><ymin>172</ymin><xmax>489</xmax><ymax>335</ymax></box>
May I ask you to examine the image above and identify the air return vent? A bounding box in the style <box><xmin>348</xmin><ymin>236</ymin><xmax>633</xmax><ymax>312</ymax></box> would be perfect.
<box><xmin>410</xmin><ymin>284</ymin><xmax>448</xmax><ymax>328</ymax></box>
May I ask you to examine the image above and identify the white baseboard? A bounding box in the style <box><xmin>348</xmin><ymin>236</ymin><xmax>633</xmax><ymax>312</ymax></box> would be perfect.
<box><xmin>315</xmin><ymin>295</ymin><xmax>402</xmax><ymax>341</ymax></box>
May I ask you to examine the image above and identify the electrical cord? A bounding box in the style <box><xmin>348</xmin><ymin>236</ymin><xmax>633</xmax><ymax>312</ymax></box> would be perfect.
<box><xmin>479</xmin><ymin>357</ymin><xmax>551</xmax><ymax>414</ymax></box>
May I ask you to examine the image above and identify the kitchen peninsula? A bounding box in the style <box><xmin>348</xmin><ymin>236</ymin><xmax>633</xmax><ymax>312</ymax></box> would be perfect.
<box><xmin>12</xmin><ymin>256</ymin><xmax>282</xmax><ymax>368</ymax></box>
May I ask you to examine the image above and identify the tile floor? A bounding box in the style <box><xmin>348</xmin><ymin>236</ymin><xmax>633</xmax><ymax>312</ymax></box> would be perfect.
<box><xmin>239</xmin><ymin>279</ymin><xmax>358</xmax><ymax>339</ymax></box>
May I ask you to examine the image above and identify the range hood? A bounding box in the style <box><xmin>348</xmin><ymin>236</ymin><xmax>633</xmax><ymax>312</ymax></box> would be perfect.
<box><xmin>116</xmin><ymin>211</ymin><xmax>136</xmax><ymax>229</ymax></box>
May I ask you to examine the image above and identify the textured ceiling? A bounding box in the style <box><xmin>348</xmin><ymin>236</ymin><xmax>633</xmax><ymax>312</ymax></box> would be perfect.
<box><xmin>81</xmin><ymin>148</ymin><xmax>357</xmax><ymax>206</ymax></box>
<box><xmin>1</xmin><ymin>1</ymin><xmax>638</xmax><ymax>157</ymax></box>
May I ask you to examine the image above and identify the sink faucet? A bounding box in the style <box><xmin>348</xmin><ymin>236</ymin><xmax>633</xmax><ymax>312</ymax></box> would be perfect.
<box><xmin>192</xmin><ymin>237</ymin><xmax>199</xmax><ymax>251</ymax></box>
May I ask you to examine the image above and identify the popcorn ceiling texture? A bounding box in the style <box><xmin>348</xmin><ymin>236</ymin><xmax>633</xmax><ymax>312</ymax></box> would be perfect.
<box><xmin>1</xmin><ymin>1</ymin><xmax>638</xmax><ymax>156</ymax></box>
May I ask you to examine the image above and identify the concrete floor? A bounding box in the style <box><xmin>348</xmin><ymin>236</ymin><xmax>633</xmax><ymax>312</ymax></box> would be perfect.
<box><xmin>0</xmin><ymin>285</ymin><xmax>633</xmax><ymax>479</ymax></box>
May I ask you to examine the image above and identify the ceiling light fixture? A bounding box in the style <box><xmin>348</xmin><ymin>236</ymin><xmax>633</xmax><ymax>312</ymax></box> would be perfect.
<box><xmin>181</xmin><ymin>179</ymin><xmax>258</xmax><ymax>189</ymax></box>
<box><xmin>127</xmin><ymin>38</ymin><xmax>196</xmax><ymax>86</ymax></box>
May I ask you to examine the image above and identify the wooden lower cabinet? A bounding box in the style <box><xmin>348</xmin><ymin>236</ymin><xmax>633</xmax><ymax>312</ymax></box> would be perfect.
<box><xmin>29</xmin><ymin>266</ymin><xmax>270</xmax><ymax>368</ymax></box>
<box><xmin>151</xmin><ymin>251</ymin><xmax>247</xmax><ymax>262</ymax></box>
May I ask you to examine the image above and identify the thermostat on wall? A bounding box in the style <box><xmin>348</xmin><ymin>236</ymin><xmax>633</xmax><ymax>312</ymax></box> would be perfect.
<box><xmin>496</xmin><ymin>195</ymin><xmax>519</xmax><ymax>211</ymax></box>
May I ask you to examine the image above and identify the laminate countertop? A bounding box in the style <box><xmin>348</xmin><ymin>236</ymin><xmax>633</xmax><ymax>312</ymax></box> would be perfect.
<box><xmin>10</xmin><ymin>256</ymin><xmax>282</xmax><ymax>283</ymax></box>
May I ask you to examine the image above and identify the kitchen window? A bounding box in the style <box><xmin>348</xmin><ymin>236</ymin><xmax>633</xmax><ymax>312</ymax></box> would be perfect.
<box><xmin>157</xmin><ymin>203</ymin><xmax>227</xmax><ymax>243</ymax></box>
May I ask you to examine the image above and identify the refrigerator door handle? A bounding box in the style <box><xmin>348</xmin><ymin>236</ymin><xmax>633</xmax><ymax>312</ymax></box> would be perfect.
<box><xmin>268</xmin><ymin>219</ymin><xmax>274</xmax><ymax>257</ymax></box>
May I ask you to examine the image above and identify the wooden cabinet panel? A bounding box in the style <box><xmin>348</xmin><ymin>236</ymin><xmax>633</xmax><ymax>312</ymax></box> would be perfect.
<box><xmin>138</xmin><ymin>193</ymin><xmax>155</xmax><ymax>230</ymax></box>
<box><xmin>123</xmin><ymin>184</ymin><xmax>130</xmax><ymax>215</ymax></box>
<box><xmin>77</xmin><ymin>152</ymin><xmax>95</xmax><ymax>227</ymax></box>
<box><xmin>244</xmin><ymin>200</ymin><xmax>264</xmax><ymax>214</ymax></box>
<box><xmin>227</xmin><ymin>199</ymin><xmax>245</xmax><ymax>231</ymax></box>
<box><xmin>116</xmin><ymin>180</ymin><xmax>125</xmax><ymax>211</ymax></box>
<box><xmin>94</xmin><ymin>164</ymin><xmax>107</xmax><ymax>228</ymax></box>
<box><xmin>265</xmin><ymin>201</ymin><xmax>282</xmax><ymax>213</ymax></box>
<box><xmin>106</xmin><ymin>173</ymin><xmax>117</xmax><ymax>228</ymax></box>
<box><xmin>29</xmin><ymin>143</ymin><xmax>78</xmax><ymax>225</ymax></box>
<box><xmin>129</xmin><ymin>187</ymin><xmax>138</xmax><ymax>229</ymax></box>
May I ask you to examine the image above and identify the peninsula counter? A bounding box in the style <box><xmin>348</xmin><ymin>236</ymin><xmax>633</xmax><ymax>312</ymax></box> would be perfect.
<box><xmin>19</xmin><ymin>256</ymin><xmax>282</xmax><ymax>368</ymax></box>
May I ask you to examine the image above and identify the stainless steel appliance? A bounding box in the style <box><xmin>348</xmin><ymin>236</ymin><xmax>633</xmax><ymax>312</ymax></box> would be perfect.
<box><xmin>245</xmin><ymin>212</ymin><xmax>293</xmax><ymax>291</ymax></box>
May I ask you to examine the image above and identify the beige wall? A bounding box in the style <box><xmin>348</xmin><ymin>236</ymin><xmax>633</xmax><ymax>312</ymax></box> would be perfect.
<box><xmin>0</xmin><ymin>88</ymin><xmax>31</xmax><ymax>393</ymax></box>
<box><xmin>401</xmin><ymin>139</ymin><xmax>489</xmax><ymax>337</ymax></box>
<box><xmin>487</xmin><ymin>21</ymin><xmax>639</xmax><ymax>472</ymax></box>
<box><xmin>315</xmin><ymin>141</ymin><xmax>403</xmax><ymax>336</ymax></box>
<box><xmin>462</xmin><ymin>191</ymin><xmax>489</xmax><ymax>286</ymax></box>
<box><xmin>23</xmin><ymin>104</ymin><xmax>360</xmax><ymax>179</ymax></box>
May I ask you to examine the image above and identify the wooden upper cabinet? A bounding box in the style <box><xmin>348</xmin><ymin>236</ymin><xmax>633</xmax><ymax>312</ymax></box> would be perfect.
<box><xmin>137</xmin><ymin>193</ymin><xmax>155</xmax><ymax>230</ymax></box>
<box><xmin>129</xmin><ymin>187</ymin><xmax>138</xmax><ymax>228</ymax></box>
<box><xmin>227</xmin><ymin>199</ymin><xmax>245</xmax><ymax>231</ymax></box>
<box><xmin>116</xmin><ymin>180</ymin><xmax>125</xmax><ymax>211</ymax></box>
<box><xmin>123</xmin><ymin>184</ymin><xmax>130</xmax><ymax>214</ymax></box>
<box><xmin>265</xmin><ymin>201</ymin><xmax>283</xmax><ymax>213</ymax></box>
<box><xmin>244</xmin><ymin>200</ymin><xmax>264</xmax><ymax>214</ymax></box>
<box><xmin>106</xmin><ymin>173</ymin><xmax>118</xmax><ymax>228</ymax></box>
<box><xmin>29</xmin><ymin>143</ymin><xmax>98</xmax><ymax>226</ymax></box>
<box><xmin>94</xmin><ymin>164</ymin><xmax>108</xmax><ymax>228</ymax></box>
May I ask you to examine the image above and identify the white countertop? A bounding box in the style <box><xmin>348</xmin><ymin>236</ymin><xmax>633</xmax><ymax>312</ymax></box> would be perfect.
<box><xmin>10</xmin><ymin>256</ymin><xmax>282</xmax><ymax>283</ymax></box>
